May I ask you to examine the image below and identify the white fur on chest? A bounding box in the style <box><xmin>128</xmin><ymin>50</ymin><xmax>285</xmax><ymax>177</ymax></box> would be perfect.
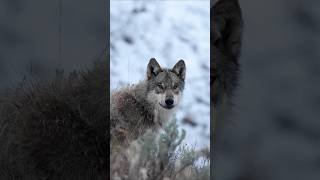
<box><xmin>153</xmin><ymin>106</ymin><xmax>176</xmax><ymax>126</ymax></box>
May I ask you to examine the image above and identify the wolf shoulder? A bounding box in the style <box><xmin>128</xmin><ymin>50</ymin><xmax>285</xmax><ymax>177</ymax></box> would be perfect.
<box><xmin>110</xmin><ymin>83</ymin><xmax>153</xmax><ymax>125</ymax></box>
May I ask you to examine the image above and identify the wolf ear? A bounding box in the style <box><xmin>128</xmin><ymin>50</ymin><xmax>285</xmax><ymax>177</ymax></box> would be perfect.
<box><xmin>147</xmin><ymin>58</ymin><xmax>162</xmax><ymax>80</ymax></box>
<box><xmin>172</xmin><ymin>60</ymin><xmax>186</xmax><ymax>81</ymax></box>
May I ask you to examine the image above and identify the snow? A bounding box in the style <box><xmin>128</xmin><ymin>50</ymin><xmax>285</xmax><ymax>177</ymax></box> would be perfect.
<box><xmin>110</xmin><ymin>0</ymin><xmax>210</xmax><ymax>149</ymax></box>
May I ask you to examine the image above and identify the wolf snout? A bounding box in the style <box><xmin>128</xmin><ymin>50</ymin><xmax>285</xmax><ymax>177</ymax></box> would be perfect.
<box><xmin>159</xmin><ymin>97</ymin><xmax>175</xmax><ymax>109</ymax></box>
<box><xmin>165</xmin><ymin>98</ymin><xmax>174</xmax><ymax>106</ymax></box>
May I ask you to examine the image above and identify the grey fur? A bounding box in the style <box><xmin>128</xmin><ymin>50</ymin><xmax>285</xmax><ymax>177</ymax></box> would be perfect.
<box><xmin>110</xmin><ymin>58</ymin><xmax>186</xmax><ymax>147</ymax></box>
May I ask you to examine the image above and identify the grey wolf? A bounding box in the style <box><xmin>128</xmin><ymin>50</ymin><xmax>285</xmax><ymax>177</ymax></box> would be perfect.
<box><xmin>0</xmin><ymin>60</ymin><xmax>109</xmax><ymax>179</ymax></box>
<box><xmin>211</xmin><ymin>0</ymin><xmax>243</xmax><ymax>147</ymax></box>
<box><xmin>110</xmin><ymin>58</ymin><xmax>186</xmax><ymax>147</ymax></box>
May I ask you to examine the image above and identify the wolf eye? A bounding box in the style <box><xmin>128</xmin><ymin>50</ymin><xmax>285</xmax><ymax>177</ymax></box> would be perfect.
<box><xmin>157</xmin><ymin>83</ymin><xmax>164</xmax><ymax>89</ymax></box>
<box><xmin>173</xmin><ymin>84</ymin><xmax>178</xmax><ymax>89</ymax></box>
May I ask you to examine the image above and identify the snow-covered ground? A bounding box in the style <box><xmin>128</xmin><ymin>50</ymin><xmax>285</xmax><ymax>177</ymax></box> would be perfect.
<box><xmin>110</xmin><ymin>0</ymin><xmax>210</xmax><ymax>149</ymax></box>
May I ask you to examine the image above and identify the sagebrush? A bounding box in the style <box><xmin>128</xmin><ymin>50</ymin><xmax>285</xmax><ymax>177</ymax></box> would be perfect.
<box><xmin>111</xmin><ymin>118</ymin><xmax>210</xmax><ymax>180</ymax></box>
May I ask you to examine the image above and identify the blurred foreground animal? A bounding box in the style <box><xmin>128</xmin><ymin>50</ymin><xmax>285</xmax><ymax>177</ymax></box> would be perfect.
<box><xmin>110</xmin><ymin>58</ymin><xmax>186</xmax><ymax>147</ymax></box>
<box><xmin>0</xmin><ymin>61</ymin><xmax>109</xmax><ymax>179</ymax></box>
<box><xmin>211</xmin><ymin>0</ymin><xmax>243</xmax><ymax>148</ymax></box>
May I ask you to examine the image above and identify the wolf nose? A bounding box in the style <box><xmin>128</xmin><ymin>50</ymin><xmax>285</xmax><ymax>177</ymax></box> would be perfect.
<box><xmin>165</xmin><ymin>98</ymin><xmax>174</xmax><ymax>106</ymax></box>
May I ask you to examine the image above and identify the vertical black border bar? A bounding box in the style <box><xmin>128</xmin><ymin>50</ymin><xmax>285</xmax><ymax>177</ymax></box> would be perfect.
<box><xmin>107</xmin><ymin>0</ymin><xmax>111</xmax><ymax>178</ymax></box>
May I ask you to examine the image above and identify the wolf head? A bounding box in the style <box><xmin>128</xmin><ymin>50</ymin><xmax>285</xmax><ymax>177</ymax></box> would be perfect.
<box><xmin>145</xmin><ymin>58</ymin><xmax>186</xmax><ymax>110</ymax></box>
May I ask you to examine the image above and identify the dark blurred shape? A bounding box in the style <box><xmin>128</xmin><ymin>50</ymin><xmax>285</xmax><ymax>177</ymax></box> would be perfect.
<box><xmin>211</xmin><ymin>0</ymin><xmax>243</xmax><ymax>164</ymax></box>
<box><xmin>275</xmin><ymin>112</ymin><xmax>297</xmax><ymax>131</ymax></box>
<box><xmin>0</xmin><ymin>60</ymin><xmax>109</xmax><ymax>179</ymax></box>
<box><xmin>122</xmin><ymin>35</ymin><xmax>134</xmax><ymax>44</ymax></box>
<box><xmin>292</xmin><ymin>4</ymin><xmax>319</xmax><ymax>32</ymax></box>
<box><xmin>213</xmin><ymin>0</ymin><xmax>320</xmax><ymax>179</ymax></box>
<box><xmin>131</xmin><ymin>6</ymin><xmax>147</xmax><ymax>14</ymax></box>
<box><xmin>182</xmin><ymin>115</ymin><xmax>198</xmax><ymax>127</ymax></box>
<box><xmin>0</xmin><ymin>1</ymin><xmax>109</xmax><ymax>177</ymax></box>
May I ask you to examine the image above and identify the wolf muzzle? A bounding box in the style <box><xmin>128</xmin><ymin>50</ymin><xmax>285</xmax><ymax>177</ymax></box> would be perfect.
<box><xmin>159</xmin><ymin>97</ymin><xmax>175</xmax><ymax>109</ymax></box>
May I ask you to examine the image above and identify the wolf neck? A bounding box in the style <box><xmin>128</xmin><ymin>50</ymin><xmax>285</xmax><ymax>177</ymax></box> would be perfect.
<box><xmin>153</xmin><ymin>105</ymin><xmax>176</xmax><ymax>127</ymax></box>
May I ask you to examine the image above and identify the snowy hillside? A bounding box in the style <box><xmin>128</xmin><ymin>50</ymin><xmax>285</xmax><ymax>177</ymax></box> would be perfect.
<box><xmin>110</xmin><ymin>0</ymin><xmax>210</xmax><ymax>148</ymax></box>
